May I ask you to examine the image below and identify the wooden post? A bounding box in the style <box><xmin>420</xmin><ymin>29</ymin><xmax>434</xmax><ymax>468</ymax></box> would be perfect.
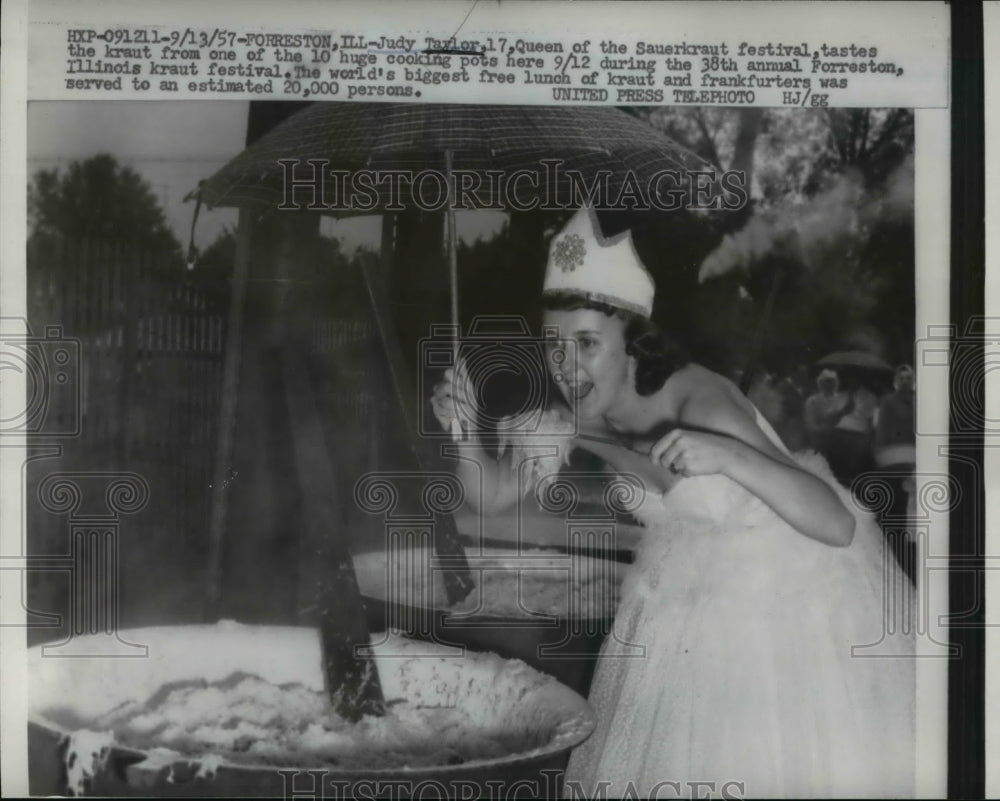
<box><xmin>205</xmin><ymin>208</ymin><xmax>253</xmax><ymax>615</ymax></box>
<box><xmin>204</xmin><ymin>101</ymin><xmax>312</xmax><ymax>618</ymax></box>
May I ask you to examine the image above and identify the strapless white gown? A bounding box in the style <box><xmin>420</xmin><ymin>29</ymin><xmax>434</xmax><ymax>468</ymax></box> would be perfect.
<box><xmin>563</xmin><ymin>413</ymin><xmax>915</xmax><ymax>799</ymax></box>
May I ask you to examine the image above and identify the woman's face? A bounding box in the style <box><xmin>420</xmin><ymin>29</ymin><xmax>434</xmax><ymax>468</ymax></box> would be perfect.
<box><xmin>542</xmin><ymin>308</ymin><xmax>634</xmax><ymax>421</ymax></box>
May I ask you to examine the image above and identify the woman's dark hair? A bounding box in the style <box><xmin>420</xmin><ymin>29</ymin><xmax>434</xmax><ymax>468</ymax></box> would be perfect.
<box><xmin>541</xmin><ymin>292</ymin><xmax>689</xmax><ymax>396</ymax></box>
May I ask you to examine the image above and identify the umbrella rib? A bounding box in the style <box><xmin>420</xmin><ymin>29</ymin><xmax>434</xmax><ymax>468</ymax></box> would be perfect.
<box><xmin>200</xmin><ymin>104</ymin><xmax>714</xmax><ymax>213</ymax></box>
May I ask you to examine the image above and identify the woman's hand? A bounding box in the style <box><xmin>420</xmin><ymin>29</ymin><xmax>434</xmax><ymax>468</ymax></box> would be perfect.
<box><xmin>430</xmin><ymin>360</ymin><xmax>477</xmax><ymax>434</ymax></box>
<box><xmin>649</xmin><ymin>428</ymin><xmax>746</xmax><ymax>478</ymax></box>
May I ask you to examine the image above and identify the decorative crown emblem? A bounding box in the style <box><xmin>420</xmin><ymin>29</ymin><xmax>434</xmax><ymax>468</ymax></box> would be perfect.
<box><xmin>552</xmin><ymin>233</ymin><xmax>586</xmax><ymax>272</ymax></box>
<box><xmin>543</xmin><ymin>206</ymin><xmax>655</xmax><ymax>319</ymax></box>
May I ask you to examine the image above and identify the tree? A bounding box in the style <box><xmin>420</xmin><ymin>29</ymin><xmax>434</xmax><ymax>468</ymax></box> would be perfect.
<box><xmin>754</xmin><ymin>108</ymin><xmax>913</xmax><ymax>202</ymax></box>
<box><xmin>28</xmin><ymin>154</ymin><xmax>183</xmax><ymax>262</ymax></box>
<box><xmin>635</xmin><ymin>107</ymin><xmax>915</xmax><ymax>376</ymax></box>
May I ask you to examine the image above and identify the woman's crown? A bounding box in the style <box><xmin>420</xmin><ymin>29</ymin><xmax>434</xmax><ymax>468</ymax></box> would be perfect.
<box><xmin>543</xmin><ymin>206</ymin><xmax>655</xmax><ymax>319</ymax></box>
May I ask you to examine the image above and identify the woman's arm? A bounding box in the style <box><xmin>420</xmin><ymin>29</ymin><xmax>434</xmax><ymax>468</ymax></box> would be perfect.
<box><xmin>656</xmin><ymin>390</ymin><xmax>856</xmax><ymax>547</ymax></box>
<box><xmin>570</xmin><ymin>435</ymin><xmax>679</xmax><ymax>494</ymax></box>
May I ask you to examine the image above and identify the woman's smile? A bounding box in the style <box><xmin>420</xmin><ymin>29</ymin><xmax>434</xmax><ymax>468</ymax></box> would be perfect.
<box><xmin>561</xmin><ymin>376</ymin><xmax>595</xmax><ymax>400</ymax></box>
<box><xmin>543</xmin><ymin>308</ymin><xmax>632</xmax><ymax>420</ymax></box>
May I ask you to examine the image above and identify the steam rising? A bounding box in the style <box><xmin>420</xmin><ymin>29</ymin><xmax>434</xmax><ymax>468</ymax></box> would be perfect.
<box><xmin>698</xmin><ymin>155</ymin><xmax>914</xmax><ymax>283</ymax></box>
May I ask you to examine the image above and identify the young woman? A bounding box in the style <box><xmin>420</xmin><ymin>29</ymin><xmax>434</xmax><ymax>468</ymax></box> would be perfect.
<box><xmin>430</xmin><ymin>208</ymin><xmax>914</xmax><ymax>798</ymax></box>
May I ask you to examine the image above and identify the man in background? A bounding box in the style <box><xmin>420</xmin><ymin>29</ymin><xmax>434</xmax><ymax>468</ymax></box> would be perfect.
<box><xmin>829</xmin><ymin>369</ymin><xmax>880</xmax><ymax>483</ymax></box>
<box><xmin>804</xmin><ymin>369</ymin><xmax>850</xmax><ymax>458</ymax></box>
<box><xmin>873</xmin><ymin>364</ymin><xmax>917</xmax><ymax>582</ymax></box>
<box><xmin>874</xmin><ymin>364</ymin><xmax>916</xmax><ymax>468</ymax></box>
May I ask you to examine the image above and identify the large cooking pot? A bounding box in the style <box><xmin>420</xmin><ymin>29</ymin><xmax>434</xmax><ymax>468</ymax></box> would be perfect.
<box><xmin>353</xmin><ymin>547</ymin><xmax>625</xmax><ymax>696</ymax></box>
<box><xmin>28</xmin><ymin>623</ymin><xmax>595</xmax><ymax>797</ymax></box>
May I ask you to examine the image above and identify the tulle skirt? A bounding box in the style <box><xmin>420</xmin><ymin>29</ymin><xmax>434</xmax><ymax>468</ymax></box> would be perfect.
<box><xmin>563</xmin><ymin>454</ymin><xmax>915</xmax><ymax>799</ymax></box>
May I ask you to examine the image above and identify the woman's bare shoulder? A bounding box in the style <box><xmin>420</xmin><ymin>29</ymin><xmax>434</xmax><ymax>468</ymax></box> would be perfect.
<box><xmin>671</xmin><ymin>364</ymin><xmax>755</xmax><ymax>425</ymax></box>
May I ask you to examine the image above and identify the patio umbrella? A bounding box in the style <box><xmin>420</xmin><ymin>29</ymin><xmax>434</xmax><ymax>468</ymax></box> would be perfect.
<box><xmin>816</xmin><ymin>350</ymin><xmax>893</xmax><ymax>373</ymax></box>
<box><xmin>199</xmin><ymin>102</ymin><xmax>709</xmax><ymax>213</ymax></box>
<box><xmin>199</xmin><ymin>102</ymin><xmax>711</xmax><ymax>435</ymax></box>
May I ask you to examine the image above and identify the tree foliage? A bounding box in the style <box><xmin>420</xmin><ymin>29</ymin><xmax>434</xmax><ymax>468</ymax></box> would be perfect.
<box><xmin>28</xmin><ymin>154</ymin><xmax>183</xmax><ymax>261</ymax></box>
<box><xmin>638</xmin><ymin>107</ymin><xmax>915</xmax><ymax>377</ymax></box>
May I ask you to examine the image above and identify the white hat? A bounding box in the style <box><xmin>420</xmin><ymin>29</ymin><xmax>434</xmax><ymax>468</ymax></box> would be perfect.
<box><xmin>542</xmin><ymin>207</ymin><xmax>655</xmax><ymax>319</ymax></box>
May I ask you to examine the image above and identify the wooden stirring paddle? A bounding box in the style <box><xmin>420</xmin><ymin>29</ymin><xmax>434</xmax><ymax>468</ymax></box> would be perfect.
<box><xmin>283</xmin><ymin>347</ymin><xmax>385</xmax><ymax>721</ymax></box>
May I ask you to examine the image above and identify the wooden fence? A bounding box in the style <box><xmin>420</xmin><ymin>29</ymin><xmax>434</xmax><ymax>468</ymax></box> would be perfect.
<box><xmin>26</xmin><ymin>238</ymin><xmax>382</xmax><ymax>560</ymax></box>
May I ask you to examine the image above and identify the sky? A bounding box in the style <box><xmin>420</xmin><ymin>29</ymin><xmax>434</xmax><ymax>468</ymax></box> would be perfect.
<box><xmin>26</xmin><ymin>101</ymin><xmax>506</xmax><ymax>254</ymax></box>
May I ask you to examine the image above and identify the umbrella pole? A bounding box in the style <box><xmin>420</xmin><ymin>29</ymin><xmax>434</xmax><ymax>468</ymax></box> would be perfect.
<box><xmin>445</xmin><ymin>149</ymin><xmax>463</xmax><ymax>443</ymax></box>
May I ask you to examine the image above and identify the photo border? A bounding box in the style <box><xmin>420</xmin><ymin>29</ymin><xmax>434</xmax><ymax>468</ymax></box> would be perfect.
<box><xmin>0</xmin><ymin>1</ymin><xmax>985</xmax><ymax>797</ymax></box>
